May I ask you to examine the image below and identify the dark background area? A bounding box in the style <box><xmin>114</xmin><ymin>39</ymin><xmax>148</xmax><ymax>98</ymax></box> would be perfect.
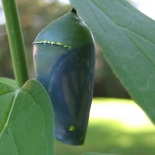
<box><xmin>0</xmin><ymin>0</ymin><xmax>130</xmax><ymax>98</ymax></box>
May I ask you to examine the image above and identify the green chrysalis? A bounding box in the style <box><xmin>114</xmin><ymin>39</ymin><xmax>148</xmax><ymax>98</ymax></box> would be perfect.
<box><xmin>33</xmin><ymin>9</ymin><xmax>95</xmax><ymax>145</ymax></box>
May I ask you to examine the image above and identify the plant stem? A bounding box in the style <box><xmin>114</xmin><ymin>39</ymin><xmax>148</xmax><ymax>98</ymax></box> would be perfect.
<box><xmin>2</xmin><ymin>0</ymin><xmax>29</xmax><ymax>87</ymax></box>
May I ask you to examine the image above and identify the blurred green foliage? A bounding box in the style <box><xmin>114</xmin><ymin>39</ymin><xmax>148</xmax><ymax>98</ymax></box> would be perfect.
<box><xmin>55</xmin><ymin>98</ymin><xmax>155</xmax><ymax>155</ymax></box>
<box><xmin>0</xmin><ymin>0</ymin><xmax>129</xmax><ymax>98</ymax></box>
<box><xmin>55</xmin><ymin>122</ymin><xmax>155</xmax><ymax>155</ymax></box>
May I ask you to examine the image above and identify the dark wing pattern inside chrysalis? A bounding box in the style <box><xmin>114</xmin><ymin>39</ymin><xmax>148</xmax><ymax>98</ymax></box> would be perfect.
<box><xmin>47</xmin><ymin>44</ymin><xmax>95</xmax><ymax>145</ymax></box>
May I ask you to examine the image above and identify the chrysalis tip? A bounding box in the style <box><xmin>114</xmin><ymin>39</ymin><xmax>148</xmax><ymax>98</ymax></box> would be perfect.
<box><xmin>71</xmin><ymin>8</ymin><xmax>77</xmax><ymax>14</ymax></box>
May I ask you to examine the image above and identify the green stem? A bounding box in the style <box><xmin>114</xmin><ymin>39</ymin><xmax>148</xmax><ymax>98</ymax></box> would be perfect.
<box><xmin>2</xmin><ymin>0</ymin><xmax>29</xmax><ymax>87</ymax></box>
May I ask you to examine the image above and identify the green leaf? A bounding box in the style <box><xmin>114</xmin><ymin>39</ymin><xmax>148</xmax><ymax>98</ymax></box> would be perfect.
<box><xmin>70</xmin><ymin>0</ymin><xmax>155</xmax><ymax>122</ymax></box>
<box><xmin>82</xmin><ymin>153</ymin><xmax>118</xmax><ymax>155</ymax></box>
<box><xmin>0</xmin><ymin>80</ymin><xmax>54</xmax><ymax>155</ymax></box>
<box><xmin>0</xmin><ymin>77</ymin><xmax>17</xmax><ymax>88</ymax></box>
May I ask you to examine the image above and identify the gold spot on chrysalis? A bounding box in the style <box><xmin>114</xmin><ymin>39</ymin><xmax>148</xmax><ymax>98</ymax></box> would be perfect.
<box><xmin>69</xmin><ymin>125</ymin><xmax>75</xmax><ymax>132</ymax></box>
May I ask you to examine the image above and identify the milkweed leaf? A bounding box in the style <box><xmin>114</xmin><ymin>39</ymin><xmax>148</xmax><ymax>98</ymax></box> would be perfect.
<box><xmin>0</xmin><ymin>80</ymin><xmax>54</xmax><ymax>155</ymax></box>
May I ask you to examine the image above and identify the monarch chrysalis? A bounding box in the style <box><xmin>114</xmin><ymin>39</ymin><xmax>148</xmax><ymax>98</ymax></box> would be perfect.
<box><xmin>33</xmin><ymin>9</ymin><xmax>95</xmax><ymax>145</ymax></box>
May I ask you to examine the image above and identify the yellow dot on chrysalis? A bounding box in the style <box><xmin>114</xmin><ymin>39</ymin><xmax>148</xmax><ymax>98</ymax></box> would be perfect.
<box><xmin>69</xmin><ymin>125</ymin><xmax>75</xmax><ymax>132</ymax></box>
